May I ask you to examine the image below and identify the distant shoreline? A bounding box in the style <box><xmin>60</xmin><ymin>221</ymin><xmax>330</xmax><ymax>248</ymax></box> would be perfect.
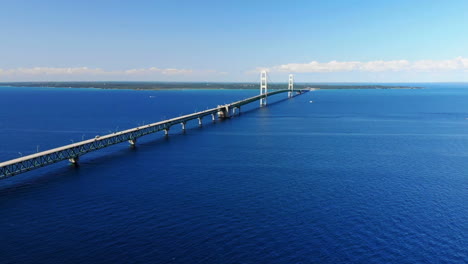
<box><xmin>0</xmin><ymin>82</ymin><xmax>423</xmax><ymax>91</ymax></box>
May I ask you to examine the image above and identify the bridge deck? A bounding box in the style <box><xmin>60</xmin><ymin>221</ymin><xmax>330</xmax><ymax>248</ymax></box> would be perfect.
<box><xmin>0</xmin><ymin>89</ymin><xmax>307</xmax><ymax>179</ymax></box>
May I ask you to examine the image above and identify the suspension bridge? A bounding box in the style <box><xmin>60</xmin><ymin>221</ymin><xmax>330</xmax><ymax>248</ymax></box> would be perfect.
<box><xmin>0</xmin><ymin>72</ymin><xmax>309</xmax><ymax>180</ymax></box>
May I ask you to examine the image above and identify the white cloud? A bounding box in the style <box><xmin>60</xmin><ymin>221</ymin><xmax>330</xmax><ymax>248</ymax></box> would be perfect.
<box><xmin>0</xmin><ymin>66</ymin><xmax>225</xmax><ymax>81</ymax></box>
<box><xmin>0</xmin><ymin>67</ymin><xmax>108</xmax><ymax>76</ymax></box>
<box><xmin>160</xmin><ymin>68</ymin><xmax>193</xmax><ymax>75</ymax></box>
<box><xmin>123</xmin><ymin>67</ymin><xmax>193</xmax><ymax>75</ymax></box>
<box><xmin>259</xmin><ymin>57</ymin><xmax>468</xmax><ymax>73</ymax></box>
<box><xmin>0</xmin><ymin>66</ymin><xmax>195</xmax><ymax>76</ymax></box>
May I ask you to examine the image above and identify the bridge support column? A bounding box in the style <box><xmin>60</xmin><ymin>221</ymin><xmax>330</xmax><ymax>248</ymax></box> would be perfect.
<box><xmin>198</xmin><ymin>117</ymin><xmax>202</xmax><ymax>126</ymax></box>
<box><xmin>181</xmin><ymin>122</ymin><xmax>186</xmax><ymax>131</ymax></box>
<box><xmin>217</xmin><ymin>105</ymin><xmax>230</xmax><ymax>119</ymax></box>
<box><xmin>232</xmin><ymin>106</ymin><xmax>241</xmax><ymax>116</ymax></box>
<box><xmin>211</xmin><ymin>113</ymin><xmax>216</xmax><ymax>122</ymax></box>
<box><xmin>128</xmin><ymin>138</ymin><xmax>137</xmax><ymax>146</ymax></box>
<box><xmin>68</xmin><ymin>156</ymin><xmax>79</xmax><ymax>165</ymax></box>
<box><xmin>164</xmin><ymin>128</ymin><xmax>170</xmax><ymax>136</ymax></box>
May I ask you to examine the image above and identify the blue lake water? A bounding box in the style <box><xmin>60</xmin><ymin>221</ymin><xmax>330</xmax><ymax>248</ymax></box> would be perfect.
<box><xmin>0</xmin><ymin>85</ymin><xmax>467</xmax><ymax>263</ymax></box>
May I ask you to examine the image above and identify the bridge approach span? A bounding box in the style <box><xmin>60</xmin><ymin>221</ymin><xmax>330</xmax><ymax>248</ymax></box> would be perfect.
<box><xmin>0</xmin><ymin>89</ymin><xmax>307</xmax><ymax>179</ymax></box>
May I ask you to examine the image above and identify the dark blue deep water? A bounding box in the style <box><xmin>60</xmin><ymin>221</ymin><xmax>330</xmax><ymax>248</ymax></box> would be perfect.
<box><xmin>0</xmin><ymin>85</ymin><xmax>467</xmax><ymax>263</ymax></box>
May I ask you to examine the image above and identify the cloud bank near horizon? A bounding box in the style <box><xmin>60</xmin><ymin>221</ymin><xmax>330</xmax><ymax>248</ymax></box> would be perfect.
<box><xmin>0</xmin><ymin>67</ymin><xmax>225</xmax><ymax>81</ymax></box>
<box><xmin>2</xmin><ymin>57</ymin><xmax>468</xmax><ymax>82</ymax></box>
<box><xmin>257</xmin><ymin>57</ymin><xmax>468</xmax><ymax>73</ymax></box>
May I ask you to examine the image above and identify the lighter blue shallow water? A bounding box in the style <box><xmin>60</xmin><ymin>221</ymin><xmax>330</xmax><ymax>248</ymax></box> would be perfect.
<box><xmin>0</xmin><ymin>85</ymin><xmax>467</xmax><ymax>263</ymax></box>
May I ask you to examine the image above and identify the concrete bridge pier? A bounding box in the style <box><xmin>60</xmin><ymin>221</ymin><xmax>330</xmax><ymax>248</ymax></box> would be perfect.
<box><xmin>68</xmin><ymin>156</ymin><xmax>79</xmax><ymax>165</ymax></box>
<box><xmin>181</xmin><ymin>122</ymin><xmax>186</xmax><ymax>131</ymax></box>
<box><xmin>232</xmin><ymin>106</ymin><xmax>240</xmax><ymax>116</ymax></box>
<box><xmin>164</xmin><ymin>128</ymin><xmax>170</xmax><ymax>136</ymax></box>
<box><xmin>211</xmin><ymin>113</ymin><xmax>216</xmax><ymax>122</ymax></box>
<box><xmin>198</xmin><ymin>117</ymin><xmax>202</xmax><ymax>126</ymax></box>
<box><xmin>128</xmin><ymin>138</ymin><xmax>137</xmax><ymax>146</ymax></box>
<box><xmin>217</xmin><ymin>105</ymin><xmax>230</xmax><ymax>119</ymax></box>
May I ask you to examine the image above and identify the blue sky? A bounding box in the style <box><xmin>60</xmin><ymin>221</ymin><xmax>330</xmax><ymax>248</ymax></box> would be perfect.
<box><xmin>1</xmin><ymin>0</ymin><xmax>468</xmax><ymax>82</ymax></box>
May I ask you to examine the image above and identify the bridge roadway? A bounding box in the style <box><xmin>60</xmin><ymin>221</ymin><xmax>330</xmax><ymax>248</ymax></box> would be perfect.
<box><xmin>0</xmin><ymin>89</ymin><xmax>307</xmax><ymax>180</ymax></box>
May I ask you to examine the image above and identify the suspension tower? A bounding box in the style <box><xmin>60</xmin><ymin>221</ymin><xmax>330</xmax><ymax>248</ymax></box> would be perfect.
<box><xmin>288</xmin><ymin>74</ymin><xmax>294</xmax><ymax>98</ymax></box>
<box><xmin>260</xmin><ymin>71</ymin><xmax>267</xmax><ymax>106</ymax></box>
